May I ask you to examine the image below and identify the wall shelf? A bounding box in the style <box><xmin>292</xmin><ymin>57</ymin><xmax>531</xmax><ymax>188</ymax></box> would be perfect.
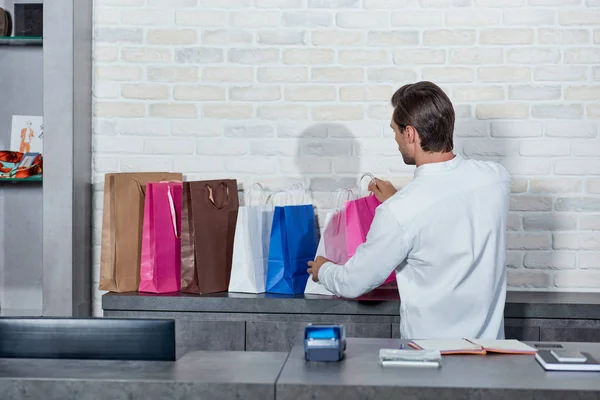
<box><xmin>0</xmin><ymin>36</ymin><xmax>43</xmax><ymax>46</ymax></box>
<box><xmin>0</xmin><ymin>176</ymin><xmax>42</xmax><ymax>182</ymax></box>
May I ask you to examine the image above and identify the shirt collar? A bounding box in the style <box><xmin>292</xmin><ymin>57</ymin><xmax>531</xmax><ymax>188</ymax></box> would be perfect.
<box><xmin>413</xmin><ymin>153</ymin><xmax>463</xmax><ymax>178</ymax></box>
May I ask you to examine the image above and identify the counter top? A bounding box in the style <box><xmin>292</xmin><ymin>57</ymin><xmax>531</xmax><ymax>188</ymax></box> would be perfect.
<box><xmin>0</xmin><ymin>351</ymin><xmax>287</xmax><ymax>400</ymax></box>
<box><xmin>277</xmin><ymin>335</ymin><xmax>600</xmax><ymax>399</ymax></box>
<box><xmin>103</xmin><ymin>290</ymin><xmax>600</xmax><ymax>319</ymax></box>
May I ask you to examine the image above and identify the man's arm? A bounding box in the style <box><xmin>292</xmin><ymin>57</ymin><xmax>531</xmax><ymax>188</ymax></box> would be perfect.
<box><xmin>316</xmin><ymin>203</ymin><xmax>412</xmax><ymax>298</ymax></box>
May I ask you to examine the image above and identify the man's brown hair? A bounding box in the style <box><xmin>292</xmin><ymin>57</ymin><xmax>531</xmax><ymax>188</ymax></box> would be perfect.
<box><xmin>391</xmin><ymin>81</ymin><xmax>454</xmax><ymax>153</ymax></box>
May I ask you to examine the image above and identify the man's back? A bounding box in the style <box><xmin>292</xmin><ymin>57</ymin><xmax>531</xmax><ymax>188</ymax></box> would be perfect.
<box><xmin>386</xmin><ymin>154</ymin><xmax>511</xmax><ymax>339</ymax></box>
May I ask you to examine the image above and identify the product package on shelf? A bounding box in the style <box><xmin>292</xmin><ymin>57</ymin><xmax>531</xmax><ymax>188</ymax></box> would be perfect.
<box><xmin>181</xmin><ymin>179</ymin><xmax>239</xmax><ymax>295</ymax></box>
<box><xmin>99</xmin><ymin>172</ymin><xmax>183</xmax><ymax>293</ymax></box>
<box><xmin>228</xmin><ymin>183</ymin><xmax>274</xmax><ymax>294</ymax></box>
<box><xmin>139</xmin><ymin>181</ymin><xmax>183</xmax><ymax>294</ymax></box>
<box><xmin>265</xmin><ymin>184</ymin><xmax>319</xmax><ymax>295</ymax></box>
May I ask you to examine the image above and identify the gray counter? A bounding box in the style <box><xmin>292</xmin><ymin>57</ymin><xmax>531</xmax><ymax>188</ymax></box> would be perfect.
<box><xmin>0</xmin><ymin>351</ymin><xmax>287</xmax><ymax>400</ymax></box>
<box><xmin>278</xmin><ymin>335</ymin><xmax>600</xmax><ymax>400</ymax></box>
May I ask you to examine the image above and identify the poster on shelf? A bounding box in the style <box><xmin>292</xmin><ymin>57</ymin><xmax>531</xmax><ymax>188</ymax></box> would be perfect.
<box><xmin>10</xmin><ymin>115</ymin><xmax>43</xmax><ymax>154</ymax></box>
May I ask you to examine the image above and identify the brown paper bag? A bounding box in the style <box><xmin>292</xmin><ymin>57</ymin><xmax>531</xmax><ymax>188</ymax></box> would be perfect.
<box><xmin>99</xmin><ymin>172</ymin><xmax>183</xmax><ymax>292</ymax></box>
<box><xmin>181</xmin><ymin>179</ymin><xmax>239</xmax><ymax>294</ymax></box>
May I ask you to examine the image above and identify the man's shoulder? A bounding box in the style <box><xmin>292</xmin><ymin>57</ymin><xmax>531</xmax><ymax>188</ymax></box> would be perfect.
<box><xmin>463</xmin><ymin>158</ymin><xmax>511</xmax><ymax>183</ymax></box>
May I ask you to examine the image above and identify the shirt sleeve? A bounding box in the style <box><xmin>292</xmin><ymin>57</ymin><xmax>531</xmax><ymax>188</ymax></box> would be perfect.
<box><xmin>317</xmin><ymin>202</ymin><xmax>412</xmax><ymax>299</ymax></box>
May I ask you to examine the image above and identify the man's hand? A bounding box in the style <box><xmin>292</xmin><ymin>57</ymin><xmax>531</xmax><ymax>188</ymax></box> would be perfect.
<box><xmin>368</xmin><ymin>178</ymin><xmax>397</xmax><ymax>203</ymax></box>
<box><xmin>307</xmin><ymin>256</ymin><xmax>330</xmax><ymax>282</ymax></box>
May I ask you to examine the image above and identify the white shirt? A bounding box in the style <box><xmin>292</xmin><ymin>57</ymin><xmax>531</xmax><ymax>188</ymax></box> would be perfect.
<box><xmin>318</xmin><ymin>154</ymin><xmax>511</xmax><ymax>340</ymax></box>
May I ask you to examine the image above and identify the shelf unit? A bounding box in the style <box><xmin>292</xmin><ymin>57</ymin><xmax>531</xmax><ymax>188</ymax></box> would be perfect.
<box><xmin>0</xmin><ymin>36</ymin><xmax>43</xmax><ymax>45</ymax></box>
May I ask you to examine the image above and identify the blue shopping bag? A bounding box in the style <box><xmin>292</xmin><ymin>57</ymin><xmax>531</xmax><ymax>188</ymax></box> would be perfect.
<box><xmin>266</xmin><ymin>204</ymin><xmax>319</xmax><ymax>294</ymax></box>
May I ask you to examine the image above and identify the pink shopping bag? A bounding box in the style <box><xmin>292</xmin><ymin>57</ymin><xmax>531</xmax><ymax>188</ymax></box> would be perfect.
<box><xmin>324</xmin><ymin>210</ymin><xmax>348</xmax><ymax>265</ymax></box>
<box><xmin>345</xmin><ymin>194</ymin><xmax>395</xmax><ymax>284</ymax></box>
<box><xmin>139</xmin><ymin>181</ymin><xmax>182</xmax><ymax>293</ymax></box>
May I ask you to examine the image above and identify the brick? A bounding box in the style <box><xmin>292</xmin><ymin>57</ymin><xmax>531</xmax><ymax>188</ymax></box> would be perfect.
<box><xmin>367</xmin><ymin>68</ymin><xmax>416</xmax><ymax>83</ymax></box>
<box><xmin>534</xmin><ymin>66</ymin><xmax>587</xmax><ymax>82</ymax></box>
<box><xmin>198</xmin><ymin>0</ymin><xmax>250</xmax><ymax>6</ymax></box>
<box><xmin>500</xmin><ymin>158</ymin><xmax>552</xmax><ymax>175</ymax></box>
<box><xmin>538</xmin><ymin>29</ymin><xmax>589</xmax><ymax>45</ymax></box>
<box><xmin>257</xmin><ymin>31</ymin><xmax>306</xmax><ymax>45</ymax></box>
<box><xmin>454</xmin><ymin>120</ymin><xmax>490</xmax><ymax>137</ymax></box>
<box><xmin>420</xmin><ymin>0</ymin><xmax>470</xmax><ymax>6</ymax></box>
<box><xmin>481</xmin><ymin>29</ymin><xmax>533</xmax><ymax>45</ymax></box>
<box><xmin>588</xmin><ymin>104</ymin><xmax>600</xmax><ymax>118</ymax></box>
<box><xmin>588</xmin><ymin>180</ymin><xmax>600</xmax><ymax>194</ymax></box>
<box><xmin>95</xmin><ymin>8</ymin><xmax>119</xmax><ymax>24</ymax></box>
<box><xmin>507</xmin><ymin>233</ymin><xmax>551</xmax><ymax>250</ymax></box>
<box><xmin>230</xmin><ymin>86</ymin><xmax>281</xmax><ymax>101</ymax></box>
<box><xmin>595</xmin><ymin>66</ymin><xmax>600</xmax><ymax>81</ymax></box>
<box><xmin>478</xmin><ymin>67</ymin><xmax>530</xmax><ymax>83</ymax></box>
<box><xmin>505</xmin><ymin>251</ymin><xmax>523</xmax><ymax>268</ymax></box>
<box><xmin>364</xmin><ymin>0</ymin><xmax>417</xmax><ymax>7</ymax></box>
<box><xmin>95</xmin><ymin>46</ymin><xmax>119</xmax><ymax>62</ymax></box>
<box><xmin>311</xmin><ymin>30</ymin><xmax>365</xmax><ymax>45</ymax></box>
<box><xmin>463</xmin><ymin>141</ymin><xmax>517</xmax><ymax>157</ymax></box>
<box><xmin>508</xmin><ymin>270</ymin><xmax>553</xmax><ymax>289</ymax></box>
<box><xmin>301</xmin><ymin>140</ymin><xmax>353</xmax><ymax>156</ymax></box>
<box><xmin>560</xmin><ymin>10</ymin><xmax>600</xmax><ymax>25</ymax></box>
<box><xmin>339</xmin><ymin>86</ymin><xmax>393</xmax><ymax>102</ymax></box>
<box><xmin>573</xmin><ymin>139</ymin><xmax>600</xmax><ymax>157</ymax></box>
<box><xmin>144</xmin><ymin>138</ymin><xmax>195</xmax><ymax>155</ymax></box>
<box><xmin>146</xmin><ymin>29</ymin><xmax>197</xmax><ymax>45</ymax></box>
<box><xmin>556</xmin><ymin>197</ymin><xmax>600</xmax><ymax>212</ymax></box>
<box><xmin>148</xmin><ymin>67</ymin><xmax>198</xmax><ymax>83</ymax></box>
<box><xmin>503</xmin><ymin>9</ymin><xmax>555</xmax><ymax>25</ymax></box>
<box><xmin>446</xmin><ymin>9</ymin><xmax>501</xmax><ymax>26</ymax></box>
<box><xmin>150</xmin><ymin>104</ymin><xmax>197</xmax><ymax>119</ymax></box>
<box><xmin>339</xmin><ymin>50</ymin><xmax>389</xmax><ymax>65</ymax></box>
<box><xmin>119</xmin><ymin>157</ymin><xmax>174</xmax><ymax>173</ymax></box>
<box><xmin>529</xmin><ymin>0</ymin><xmax>580</xmax><ymax>4</ymax></box>
<box><xmin>121</xmin><ymin>9</ymin><xmax>173</xmax><ymax>25</ymax></box>
<box><xmin>227</xmin><ymin>157</ymin><xmax>278</xmax><ymax>175</ymax></box>
<box><xmin>476</xmin><ymin>104</ymin><xmax>529</xmax><ymax>119</ymax></box>
<box><xmin>250</xmin><ymin>141</ymin><xmax>298</xmax><ymax>157</ymax></box>
<box><xmin>230</xmin><ymin>11</ymin><xmax>280</xmax><ymax>28</ymax></box>
<box><xmin>176</xmin><ymin>48</ymin><xmax>223</xmax><ymax>64</ymax></box>
<box><xmin>546</xmin><ymin>121</ymin><xmax>598</xmax><ymax>138</ymax></box>
<box><xmin>173</xmin><ymin>156</ymin><xmax>225</xmax><ymax>173</ymax></box>
<box><xmin>255</xmin><ymin>0</ymin><xmax>302</xmax><ymax>6</ymax></box>
<box><xmin>312</xmin><ymin>105</ymin><xmax>364</xmax><ymax>121</ymax></box>
<box><xmin>507</xmin><ymin>48</ymin><xmax>560</xmax><ymax>64</ymax></box>
<box><xmin>555</xmin><ymin>271</ymin><xmax>600</xmax><ymax>288</ymax></box>
<box><xmin>565</xmin><ymin>48</ymin><xmax>600</xmax><ymax>64</ymax></box>
<box><xmin>334</xmin><ymin>156</ymin><xmax>391</xmax><ymax>174</ymax></box>
<box><xmin>392</xmin><ymin>10</ymin><xmax>443</xmax><ymax>26</ymax></box>
<box><xmin>309</xmin><ymin>0</ymin><xmax>359</xmax><ymax>6</ymax></box>
<box><xmin>93</xmin><ymin>118</ymin><xmax>117</xmax><ymax>136</ymax></box>
<box><xmin>203</xmin><ymin>30</ymin><xmax>252</xmax><ymax>44</ymax></box>
<box><xmin>203</xmin><ymin>104</ymin><xmax>253</xmax><ymax>119</ymax></box>
<box><xmin>224</xmin><ymin>124</ymin><xmax>274</xmax><ymax>139</ymax></box>
<box><xmin>258</xmin><ymin>67</ymin><xmax>307</xmax><ymax>83</ymax></box>
<box><xmin>196</xmin><ymin>138</ymin><xmax>248</xmax><ymax>156</ymax></box>
<box><xmin>524</xmin><ymin>251</ymin><xmax>576</xmax><ymax>269</ymax></box>
<box><xmin>580</xmin><ymin>252</ymin><xmax>600</xmax><ymax>269</ymax></box>
<box><xmin>95</xmin><ymin>27</ymin><xmax>143</xmax><ymax>43</ymax></box>
<box><xmin>202</xmin><ymin>67</ymin><xmax>253</xmax><ymax>82</ymax></box>
<box><xmin>312</xmin><ymin>67</ymin><xmax>364</xmax><ymax>83</ymax></box>
<box><xmin>510</xmin><ymin>195</ymin><xmax>552</xmax><ymax>211</ymax></box>
<box><xmin>94</xmin><ymin>82</ymin><xmax>120</xmax><ymax>99</ymax></box>
<box><xmin>284</xmin><ymin>48</ymin><xmax>334</xmax><ymax>64</ymax></box>
<box><xmin>173</xmin><ymin>85</ymin><xmax>226</xmax><ymax>101</ymax></box>
<box><xmin>596</xmin><ymin>29</ymin><xmax>600</xmax><ymax>44</ymax></box>
<box><xmin>475</xmin><ymin>0</ymin><xmax>524</xmax><ymax>5</ymax></box>
<box><xmin>117</xmin><ymin>119</ymin><xmax>169</xmax><ymax>136</ymax></box>
<box><xmin>310</xmin><ymin>177</ymin><xmax>357</xmax><ymax>192</ymax></box>
<box><xmin>336</xmin><ymin>11</ymin><xmax>388</xmax><ymax>28</ymax></box>
<box><xmin>122</xmin><ymin>84</ymin><xmax>170</xmax><ymax>100</ymax></box>
<box><xmin>565</xmin><ymin>86</ymin><xmax>600</xmax><ymax>100</ymax></box>
<box><xmin>580</xmin><ymin>216</ymin><xmax>600</xmax><ymax>231</ymax></box>
<box><xmin>491</xmin><ymin>121</ymin><xmax>543</xmax><ymax>138</ymax></box>
<box><xmin>94</xmin><ymin>136</ymin><xmax>144</xmax><ymax>153</ymax></box>
<box><xmin>174</xmin><ymin>10</ymin><xmax>225</xmax><ymax>26</ymax></box>
<box><xmin>511</xmin><ymin>179</ymin><xmax>528</xmax><ymax>193</ymax></box>
<box><xmin>368</xmin><ymin>31</ymin><xmax>419</xmax><ymax>46</ymax></box>
<box><xmin>507</xmin><ymin>213</ymin><xmax>522</xmax><ymax>230</ymax></box>
<box><xmin>258</xmin><ymin>105</ymin><xmax>308</xmax><ymax>120</ymax></box>
<box><xmin>94</xmin><ymin>155</ymin><xmax>119</xmax><ymax>172</ymax></box>
<box><xmin>424</xmin><ymin>29</ymin><xmax>476</xmax><ymax>45</ymax></box>
<box><xmin>171</xmin><ymin>121</ymin><xmax>222</xmax><ymax>137</ymax></box>
<box><xmin>450</xmin><ymin>48</ymin><xmax>502</xmax><ymax>64</ymax></box>
<box><xmin>280</xmin><ymin>158</ymin><xmax>332</xmax><ymax>174</ymax></box>
<box><xmin>331</xmin><ymin>121</ymin><xmax>384</xmax><ymax>138</ymax></box>
<box><xmin>530</xmin><ymin>178</ymin><xmax>582</xmax><ymax>193</ymax></box>
<box><xmin>554</xmin><ymin>232</ymin><xmax>600</xmax><ymax>250</ymax></box>
<box><xmin>121</xmin><ymin>47</ymin><xmax>171</xmax><ymax>63</ymax></box>
<box><xmin>355</xmin><ymin>138</ymin><xmax>404</xmax><ymax>156</ymax></box>
<box><xmin>96</xmin><ymin>0</ymin><xmax>144</xmax><ymax>5</ymax></box>
<box><xmin>285</xmin><ymin>86</ymin><xmax>336</xmax><ymax>101</ymax></box>
<box><xmin>368</xmin><ymin>104</ymin><xmax>394</xmax><ymax>120</ymax></box>
<box><xmin>555</xmin><ymin>159</ymin><xmax>600</xmax><ymax>175</ymax></box>
<box><xmin>95</xmin><ymin>66</ymin><xmax>142</xmax><ymax>81</ymax></box>
<box><xmin>230</xmin><ymin>48</ymin><xmax>280</xmax><ymax>64</ymax></box>
<box><xmin>146</xmin><ymin>0</ymin><xmax>196</xmax><ymax>6</ymax></box>
<box><xmin>283</xmin><ymin>11</ymin><xmax>332</xmax><ymax>27</ymax></box>
<box><xmin>277</xmin><ymin>123</ymin><xmax>327</xmax><ymax>138</ymax></box>
<box><xmin>532</xmin><ymin>105</ymin><xmax>583</xmax><ymax>119</ymax></box>
<box><xmin>519</xmin><ymin>140</ymin><xmax>569</xmax><ymax>157</ymax></box>
<box><xmin>523</xmin><ymin>215</ymin><xmax>578</xmax><ymax>231</ymax></box>
<box><xmin>393</xmin><ymin>49</ymin><xmax>446</xmax><ymax>65</ymax></box>
<box><xmin>453</xmin><ymin>86</ymin><xmax>503</xmax><ymax>102</ymax></box>
<box><xmin>454</xmin><ymin>104</ymin><xmax>472</xmax><ymax>118</ymax></box>
<box><xmin>509</xmin><ymin>85</ymin><xmax>561</xmax><ymax>101</ymax></box>
<box><xmin>94</xmin><ymin>103</ymin><xmax>145</xmax><ymax>118</ymax></box>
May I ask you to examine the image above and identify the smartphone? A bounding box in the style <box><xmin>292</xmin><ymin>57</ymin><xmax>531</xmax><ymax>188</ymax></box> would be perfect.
<box><xmin>551</xmin><ymin>350</ymin><xmax>587</xmax><ymax>363</ymax></box>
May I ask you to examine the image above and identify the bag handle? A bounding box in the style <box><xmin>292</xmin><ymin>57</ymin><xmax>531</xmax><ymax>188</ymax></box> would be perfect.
<box><xmin>266</xmin><ymin>189</ymin><xmax>293</xmax><ymax>206</ymax></box>
<box><xmin>335</xmin><ymin>188</ymin><xmax>355</xmax><ymax>208</ymax></box>
<box><xmin>287</xmin><ymin>182</ymin><xmax>306</xmax><ymax>204</ymax></box>
<box><xmin>207</xmin><ymin>182</ymin><xmax>229</xmax><ymax>210</ymax></box>
<box><xmin>247</xmin><ymin>182</ymin><xmax>268</xmax><ymax>206</ymax></box>
<box><xmin>167</xmin><ymin>185</ymin><xmax>181</xmax><ymax>239</ymax></box>
<box><xmin>358</xmin><ymin>173</ymin><xmax>376</xmax><ymax>197</ymax></box>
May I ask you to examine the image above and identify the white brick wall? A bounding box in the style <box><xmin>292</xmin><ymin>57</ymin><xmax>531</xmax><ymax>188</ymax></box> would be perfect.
<box><xmin>91</xmin><ymin>0</ymin><xmax>600</xmax><ymax>315</ymax></box>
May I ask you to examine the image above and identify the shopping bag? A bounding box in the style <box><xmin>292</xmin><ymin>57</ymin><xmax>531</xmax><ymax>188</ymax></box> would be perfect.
<box><xmin>181</xmin><ymin>179</ymin><xmax>239</xmax><ymax>294</ymax></box>
<box><xmin>139</xmin><ymin>181</ymin><xmax>182</xmax><ymax>293</ymax></box>
<box><xmin>228</xmin><ymin>184</ymin><xmax>274</xmax><ymax>294</ymax></box>
<box><xmin>99</xmin><ymin>172</ymin><xmax>182</xmax><ymax>292</ymax></box>
<box><xmin>265</xmin><ymin>186</ymin><xmax>319</xmax><ymax>295</ymax></box>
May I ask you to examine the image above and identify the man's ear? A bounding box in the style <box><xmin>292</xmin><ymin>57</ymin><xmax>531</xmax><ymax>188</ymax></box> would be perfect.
<box><xmin>405</xmin><ymin>125</ymin><xmax>417</xmax><ymax>144</ymax></box>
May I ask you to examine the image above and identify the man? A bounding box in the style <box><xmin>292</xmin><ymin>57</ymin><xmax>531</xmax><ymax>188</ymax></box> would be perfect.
<box><xmin>20</xmin><ymin>121</ymin><xmax>35</xmax><ymax>153</ymax></box>
<box><xmin>308</xmin><ymin>81</ymin><xmax>511</xmax><ymax>340</ymax></box>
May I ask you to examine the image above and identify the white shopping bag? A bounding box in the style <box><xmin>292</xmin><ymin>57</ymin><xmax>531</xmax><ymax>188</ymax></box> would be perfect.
<box><xmin>229</xmin><ymin>185</ymin><xmax>274</xmax><ymax>294</ymax></box>
<box><xmin>305</xmin><ymin>210</ymin><xmax>336</xmax><ymax>296</ymax></box>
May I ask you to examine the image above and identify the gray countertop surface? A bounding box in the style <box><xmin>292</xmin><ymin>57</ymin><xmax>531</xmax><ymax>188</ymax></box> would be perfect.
<box><xmin>277</xmin><ymin>335</ymin><xmax>600</xmax><ymax>399</ymax></box>
<box><xmin>102</xmin><ymin>289</ymin><xmax>600</xmax><ymax>319</ymax></box>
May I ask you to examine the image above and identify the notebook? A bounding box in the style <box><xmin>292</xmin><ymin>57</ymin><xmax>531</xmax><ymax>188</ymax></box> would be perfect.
<box><xmin>408</xmin><ymin>339</ymin><xmax>538</xmax><ymax>355</ymax></box>
<box><xmin>536</xmin><ymin>351</ymin><xmax>600</xmax><ymax>372</ymax></box>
